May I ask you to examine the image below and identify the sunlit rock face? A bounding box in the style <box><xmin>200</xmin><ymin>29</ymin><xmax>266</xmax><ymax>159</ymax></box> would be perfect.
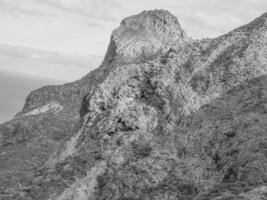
<box><xmin>1</xmin><ymin>10</ymin><xmax>267</xmax><ymax>200</ymax></box>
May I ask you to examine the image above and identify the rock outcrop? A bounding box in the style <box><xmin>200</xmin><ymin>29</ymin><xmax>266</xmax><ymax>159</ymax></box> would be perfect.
<box><xmin>0</xmin><ymin>9</ymin><xmax>267</xmax><ymax>200</ymax></box>
<box><xmin>102</xmin><ymin>10</ymin><xmax>188</xmax><ymax>66</ymax></box>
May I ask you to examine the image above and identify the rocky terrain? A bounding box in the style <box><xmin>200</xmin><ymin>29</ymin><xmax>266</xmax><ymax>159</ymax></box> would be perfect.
<box><xmin>0</xmin><ymin>9</ymin><xmax>267</xmax><ymax>200</ymax></box>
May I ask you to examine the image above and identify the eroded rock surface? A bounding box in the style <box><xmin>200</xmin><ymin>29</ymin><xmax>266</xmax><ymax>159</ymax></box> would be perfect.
<box><xmin>0</xmin><ymin>10</ymin><xmax>267</xmax><ymax>200</ymax></box>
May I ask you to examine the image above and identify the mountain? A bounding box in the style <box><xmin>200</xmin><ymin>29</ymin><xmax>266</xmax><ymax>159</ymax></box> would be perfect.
<box><xmin>0</xmin><ymin>9</ymin><xmax>267</xmax><ymax>200</ymax></box>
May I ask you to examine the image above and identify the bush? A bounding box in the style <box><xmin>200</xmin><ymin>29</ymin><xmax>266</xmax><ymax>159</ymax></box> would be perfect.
<box><xmin>132</xmin><ymin>141</ymin><xmax>152</xmax><ymax>158</ymax></box>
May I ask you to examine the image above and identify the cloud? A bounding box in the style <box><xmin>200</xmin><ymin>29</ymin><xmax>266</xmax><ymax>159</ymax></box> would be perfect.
<box><xmin>0</xmin><ymin>0</ymin><xmax>266</xmax><ymax>57</ymax></box>
<box><xmin>0</xmin><ymin>0</ymin><xmax>121</xmax><ymax>22</ymax></box>
<box><xmin>162</xmin><ymin>0</ymin><xmax>267</xmax><ymax>38</ymax></box>
<box><xmin>0</xmin><ymin>0</ymin><xmax>266</xmax><ymax>80</ymax></box>
<box><xmin>0</xmin><ymin>0</ymin><xmax>122</xmax><ymax>55</ymax></box>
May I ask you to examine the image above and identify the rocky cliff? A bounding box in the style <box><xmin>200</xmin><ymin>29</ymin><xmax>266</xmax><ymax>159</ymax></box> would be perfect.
<box><xmin>0</xmin><ymin>10</ymin><xmax>267</xmax><ymax>200</ymax></box>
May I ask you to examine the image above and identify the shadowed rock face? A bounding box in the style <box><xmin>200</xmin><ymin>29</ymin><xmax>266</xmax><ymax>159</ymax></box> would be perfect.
<box><xmin>1</xmin><ymin>10</ymin><xmax>267</xmax><ymax>200</ymax></box>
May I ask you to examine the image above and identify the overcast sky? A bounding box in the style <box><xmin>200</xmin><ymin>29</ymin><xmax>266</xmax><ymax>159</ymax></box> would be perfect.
<box><xmin>0</xmin><ymin>0</ymin><xmax>266</xmax><ymax>57</ymax></box>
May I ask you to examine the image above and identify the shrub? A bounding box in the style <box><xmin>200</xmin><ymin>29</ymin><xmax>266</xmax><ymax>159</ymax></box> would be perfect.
<box><xmin>132</xmin><ymin>141</ymin><xmax>152</xmax><ymax>158</ymax></box>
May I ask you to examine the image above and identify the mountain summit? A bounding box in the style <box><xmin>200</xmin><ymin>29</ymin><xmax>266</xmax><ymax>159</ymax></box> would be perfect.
<box><xmin>103</xmin><ymin>10</ymin><xmax>188</xmax><ymax>65</ymax></box>
<box><xmin>0</xmin><ymin>10</ymin><xmax>267</xmax><ymax>200</ymax></box>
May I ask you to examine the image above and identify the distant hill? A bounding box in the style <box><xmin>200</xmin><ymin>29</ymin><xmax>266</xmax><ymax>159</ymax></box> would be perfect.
<box><xmin>0</xmin><ymin>71</ymin><xmax>63</xmax><ymax>123</ymax></box>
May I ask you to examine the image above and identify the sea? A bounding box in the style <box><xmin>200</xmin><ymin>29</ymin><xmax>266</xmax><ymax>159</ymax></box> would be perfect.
<box><xmin>0</xmin><ymin>71</ymin><xmax>63</xmax><ymax>124</ymax></box>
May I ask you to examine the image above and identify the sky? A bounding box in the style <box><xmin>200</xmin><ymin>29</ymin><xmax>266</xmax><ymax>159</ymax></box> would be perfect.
<box><xmin>0</xmin><ymin>0</ymin><xmax>266</xmax><ymax>57</ymax></box>
<box><xmin>0</xmin><ymin>43</ymin><xmax>102</xmax><ymax>81</ymax></box>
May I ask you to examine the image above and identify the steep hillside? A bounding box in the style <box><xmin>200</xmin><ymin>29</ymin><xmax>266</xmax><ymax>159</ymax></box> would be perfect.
<box><xmin>0</xmin><ymin>10</ymin><xmax>267</xmax><ymax>200</ymax></box>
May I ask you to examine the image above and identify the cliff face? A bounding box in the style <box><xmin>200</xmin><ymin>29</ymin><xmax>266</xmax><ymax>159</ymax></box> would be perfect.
<box><xmin>1</xmin><ymin>10</ymin><xmax>267</xmax><ymax>200</ymax></box>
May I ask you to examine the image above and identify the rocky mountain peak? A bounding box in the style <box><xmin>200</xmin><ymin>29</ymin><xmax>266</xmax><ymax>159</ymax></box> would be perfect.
<box><xmin>116</xmin><ymin>9</ymin><xmax>186</xmax><ymax>41</ymax></box>
<box><xmin>102</xmin><ymin>9</ymin><xmax>188</xmax><ymax>66</ymax></box>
